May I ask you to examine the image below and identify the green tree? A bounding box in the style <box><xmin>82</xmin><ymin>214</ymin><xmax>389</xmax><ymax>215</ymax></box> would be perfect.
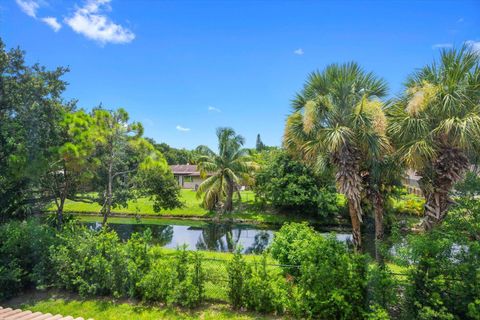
<box><xmin>284</xmin><ymin>62</ymin><xmax>389</xmax><ymax>248</ymax></box>
<box><xmin>41</xmin><ymin>109</ymin><xmax>98</xmax><ymax>228</ymax></box>
<box><xmin>254</xmin><ymin>150</ymin><xmax>322</xmax><ymax>213</ymax></box>
<box><xmin>255</xmin><ymin>134</ymin><xmax>265</xmax><ymax>152</ymax></box>
<box><xmin>0</xmin><ymin>38</ymin><xmax>70</xmax><ymax>220</ymax></box>
<box><xmin>388</xmin><ymin>46</ymin><xmax>480</xmax><ymax>230</ymax></box>
<box><xmin>150</xmin><ymin>141</ymin><xmax>193</xmax><ymax>165</ymax></box>
<box><xmin>91</xmin><ymin>108</ymin><xmax>180</xmax><ymax>224</ymax></box>
<box><xmin>196</xmin><ymin>127</ymin><xmax>255</xmax><ymax>212</ymax></box>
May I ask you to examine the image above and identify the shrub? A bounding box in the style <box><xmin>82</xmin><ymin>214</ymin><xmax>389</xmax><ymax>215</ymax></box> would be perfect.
<box><xmin>293</xmin><ymin>235</ymin><xmax>369</xmax><ymax>319</ymax></box>
<box><xmin>139</xmin><ymin>248</ymin><xmax>205</xmax><ymax>308</ymax></box>
<box><xmin>139</xmin><ymin>258</ymin><xmax>177</xmax><ymax>303</ymax></box>
<box><xmin>269</xmin><ymin>222</ymin><xmax>317</xmax><ymax>276</ymax></box>
<box><xmin>389</xmin><ymin>191</ymin><xmax>424</xmax><ymax>216</ymax></box>
<box><xmin>399</xmin><ymin>199</ymin><xmax>480</xmax><ymax>319</ymax></box>
<box><xmin>50</xmin><ymin>227</ymin><xmax>130</xmax><ymax>297</ymax></box>
<box><xmin>244</xmin><ymin>254</ymin><xmax>287</xmax><ymax>314</ymax></box>
<box><xmin>367</xmin><ymin>264</ymin><xmax>398</xmax><ymax>316</ymax></box>
<box><xmin>124</xmin><ymin>229</ymin><xmax>152</xmax><ymax>298</ymax></box>
<box><xmin>227</xmin><ymin>250</ymin><xmax>248</xmax><ymax>309</ymax></box>
<box><xmin>171</xmin><ymin>248</ymin><xmax>205</xmax><ymax>308</ymax></box>
<box><xmin>0</xmin><ymin>219</ymin><xmax>56</xmax><ymax>299</ymax></box>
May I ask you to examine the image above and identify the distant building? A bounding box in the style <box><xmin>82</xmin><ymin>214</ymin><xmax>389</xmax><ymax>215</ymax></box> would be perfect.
<box><xmin>170</xmin><ymin>164</ymin><xmax>209</xmax><ymax>190</ymax></box>
<box><xmin>403</xmin><ymin>169</ymin><xmax>422</xmax><ymax>196</ymax></box>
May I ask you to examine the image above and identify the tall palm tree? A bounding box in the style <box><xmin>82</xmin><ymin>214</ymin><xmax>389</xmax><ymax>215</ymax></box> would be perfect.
<box><xmin>388</xmin><ymin>46</ymin><xmax>480</xmax><ymax>230</ymax></box>
<box><xmin>284</xmin><ymin>62</ymin><xmax>390</xmax><ymax>249</ymax></box>
<box><xmin>196</xmin><ymin>128</ymin><xmax>254</xmax><ymax>213</ymax></box>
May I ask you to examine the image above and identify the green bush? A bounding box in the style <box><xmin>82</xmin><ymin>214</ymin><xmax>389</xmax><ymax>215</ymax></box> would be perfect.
<box><xmin>367</xmin><ymin>264</ymin><xmax>398</xmax><ymax>316</ymax></box>
<box><xmin>171</xmin><ymin>248</ymin><xmax>205</xmax><ymax>308</ymax></box>
<box><xmin>271</xmin><ymin>222</ymin><xmax>371</xmax><ymax>319</ymax></box>
<box><xmin>227</xmin><ymin>250</ymin><xmax>248</xmax><ymax>309</ymax></box>
<box><xmin>293</xmin><ymin>235</ymin><xmax>369</xmax><ymax>319</ymax></box>
<box><xmin>454</xmin><ymin>171</ymin><xmax>480</xmax><ymax>199</ymax></box>
<box><xmin>0</xmin><ymin>219</ymin><xmax>56</xmax><ymax>299</ymax></box>
<box><xmin>50</xmin><ymin>227</ymin><xmax>129</xmax><ymax>297</ymax></box>
<box><xmin>139</xmin><ymin>258</ymin><xmax>177</xmax><ymax>303</ymax></box>
<box><xmin>244</xmin><ymin>254</ymin><xmax>287</xmax><ymax>314</ymax></box>
<box><xmin>398</xmin><ymin>199</ymin><xmax>480</xmax><ymax>319</ymax></box>
<box><xmin>139</xmin><ymin>248</ymin><xmax>205</xmax><ymax>308</ymax></box>
<box><xmin>389</xmin><ymin>191</ymin><xmax>424</xmax><ymax>216</ymax></box>
<box><xmin>269</xmin><ymin>222</ymin><xmax>317</xmax><ymax>276</ymax></box>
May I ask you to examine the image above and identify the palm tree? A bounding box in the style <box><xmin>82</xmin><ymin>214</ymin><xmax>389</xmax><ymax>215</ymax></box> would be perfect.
<box><xmin>284</xmin><ymin>62</ymin><xmax>390</xmax><ymax>249</ymax></box>
<box><xmin>388</xmin><ymin>46</ymin><xmax>480</xmax><ymax>230</ymax></box>
<box><xmin>361</xmin><ymin>155</ymin><xmax>402</xmax><ymax>261</ymax></box>
<box><xmin>196</xmin><ymin>128</ymin><xmax>254</xmax><ymax>213</ymax></box>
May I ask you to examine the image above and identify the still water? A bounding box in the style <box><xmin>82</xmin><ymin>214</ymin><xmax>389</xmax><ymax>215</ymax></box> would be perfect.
<box><xmin>84</xmin><ymin>221</ymin><xmax>353</xmax><ymax>254</ymax></box>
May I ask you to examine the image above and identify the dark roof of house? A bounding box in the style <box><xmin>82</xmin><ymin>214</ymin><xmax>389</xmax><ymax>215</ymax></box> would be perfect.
<box><xmin>170</xmin><ymin>164</ymin><xmax>200</xmax><ymax>176</ymax></box>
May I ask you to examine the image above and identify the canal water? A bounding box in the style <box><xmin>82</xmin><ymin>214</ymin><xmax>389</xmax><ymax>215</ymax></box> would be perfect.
<box><xmin>83</xmin><ymin>220</ymin><xmax>355</xmax><ymax>254</ymax></box>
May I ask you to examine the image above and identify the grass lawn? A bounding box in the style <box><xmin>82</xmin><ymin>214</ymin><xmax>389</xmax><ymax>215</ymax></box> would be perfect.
<box><xmin>47</xmin><ymin>190</ymin><xmax>324</xmax><ymax>225</ymax></box>
<box><xmin>49</xmin><ymin>189</ymin><xmax>213</xmax><ymax>217</ymax></box>
<box><xmin>10</xmin><ymin>292</ymin><xmax>279</xmax><ymax>320</ymax></box>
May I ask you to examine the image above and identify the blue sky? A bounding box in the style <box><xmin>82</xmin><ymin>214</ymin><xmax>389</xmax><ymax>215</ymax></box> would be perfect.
<box><xmin>2</xmin><ymin>0</ymin><xmax>479</xmax><ymax>149</ymax></box>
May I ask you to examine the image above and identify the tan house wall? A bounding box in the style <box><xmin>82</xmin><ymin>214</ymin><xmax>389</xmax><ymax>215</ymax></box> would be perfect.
<box><xmin>176</xmin><ymin>175</ymin><xmax>205</xmax><ymax>190</ymax></box>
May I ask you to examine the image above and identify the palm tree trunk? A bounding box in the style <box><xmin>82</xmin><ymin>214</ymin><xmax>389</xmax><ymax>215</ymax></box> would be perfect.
<box><xmin>371</xmin><ymin>192</ymin><xmax>385</xmax><ymax>262</ymax></box>
<box><xmin>57</xmin><ymin>195</ymin><xmax>65</xmax><ymax>230</ymax></box>
<box><xmin>334</xmin><ymin>147</ymin><xmax>363</xmax><ymax>250</ymax></box>
<box><xmin>224</xmin><ymin>181</ymin><xmax>234</xmax><ymax>212</ymax></box>
<box><xmin>373</xmin><ymin>193</ymin><xmax>384</xmax><ymax>241</ymax></box>
<box><xmin>423</xmin><ymin>147</ymin><xmax>468</xmax><ymax>230</ymax></box>
<box><xmin>348</xmin><ymin>201</ymin><xmax>362</xmax><ymax>250</ymax></box>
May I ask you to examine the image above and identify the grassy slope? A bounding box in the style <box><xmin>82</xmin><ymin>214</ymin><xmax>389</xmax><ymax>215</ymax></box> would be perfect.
<box><xmin>14</xmin><ymin>297</ymin><xmax>277</xmax><ymax>320</ymax></box>
<box><xmin>48</xmin><ymin>190</ymin><xmax>322</xmax><ymax>225</ymax></box>
<box><xmin>50</xmin><ymin>190</ymin><xmax>212</xmax><ymax>216</ymax></box>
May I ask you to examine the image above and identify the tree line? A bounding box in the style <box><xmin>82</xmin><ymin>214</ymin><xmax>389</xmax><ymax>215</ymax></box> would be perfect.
<box><xmin>1</xmin><ymin>37</ymin><xmax>479</xmax><ymax>252</ymax></box>
<box><xmin>0</xmin><ymin>39</ymin><xmax>182</xmax><ymax>228</ymax></box>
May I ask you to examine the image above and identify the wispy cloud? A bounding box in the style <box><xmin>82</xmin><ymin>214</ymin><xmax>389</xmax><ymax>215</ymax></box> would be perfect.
<box><xmin>466</xmin><ymin>40</ymin><xmax>480</xmax><ymax>54</ymax></box>
<box><xmin>65</xmin><ymin>0</ymin><xmax>135</xmax><ymax>45</ymax></box>
<box><xmin>16</xmin><ymin>0</ymin><xmax>63</xmax><ymax>32</ymax></box>
<box><xmin>41</xmin><ymin>16</ymin><xmax>61</xmax><ymax>32</ymax></box>
<box><xmin>457</xmin><ymin>17</ymin><xmax>464</xmax><ymax>23</ymax></box>
<box><xmin>176</xmin><ymin>125</ymin><xmax>190</xmax><ymax>132</ymax></box>
<box><xmin>16</xmin><ymin>0</ymin><xmax>39</xmax><ymax>17</ymax></box>
<box><xmin>293</xmin><ymin>48</ymin><xmax>304</xmax><ymax>56</ymax></box>
<box><xmin>208</xmin><ymin>106</ymin><xmax>221</xmax><ymax>112</ymax></box>
<box><xmin>432</xmin><ymin>43</ymin><xmax>453</xmax><ymax>49</ymax></box>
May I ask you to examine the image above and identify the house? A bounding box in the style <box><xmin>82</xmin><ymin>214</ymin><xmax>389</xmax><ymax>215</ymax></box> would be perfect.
<box><xmin>404</xmin><ymin>169</ymin><xmax>423</xmax><ymax>196</ymax></box>
<box><xmin>170</xmin><ymin>164</ymin><xmax>209</xmax><ymax>190</ymax></box>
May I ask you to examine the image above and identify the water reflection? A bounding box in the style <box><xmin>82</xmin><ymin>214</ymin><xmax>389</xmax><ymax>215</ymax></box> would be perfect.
<box><xmin>84</xmin><ymin>221</ymin><xmax>357</xmax><ymax>254</ymax></box>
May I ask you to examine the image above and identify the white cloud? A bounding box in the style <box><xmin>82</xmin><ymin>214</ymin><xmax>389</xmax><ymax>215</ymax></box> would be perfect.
<box><xmin>432</xmin><ymin>43</ymin><xmax>453</xmax><ymax>49</ymax></box>
<box><xmin>16</xmin><ymin>0</ymin><xmax>39</xmax><ymax>18</ymax></box>
<box><xmin>465</xmin><ymin>40</ymin><xmax>480</xmax><ymax>54</ymax></box>
<box><xmin>65</xmin><ymin>0</ymin><xmax>135</xmax><ymax>44</ymax></box>
<box><xmin>176</xmin><ymin>125</ymin><xmax>190</xmax><ymax>132</ymax></box>
<box><xmin>208</xmin><ymin>106</ymin><xmax>221</xmax><ymax>112</ymax></box>
<box><xmin>41</xmin><ymin>16</ymin><xmax>61</xmax><ymax>32</ymax></box>
<box><xmin>293</xmin><ymin>48</ymin><xmax>304</xmax><ymax>55</ymax></box>
<box><xmin>457</xmin><ymin>18</ymin><xmax>464</xmax><ymax>23</ymax></box>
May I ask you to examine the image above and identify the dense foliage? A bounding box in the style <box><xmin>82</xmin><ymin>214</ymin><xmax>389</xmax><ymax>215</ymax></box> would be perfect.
<box><xmin>254</xmin><ymin>150</ymin><xmax>343</xmax><ymax>216</ymax></box>
<box><xmin>0</xmin><ymin>220</ymin><xmax>56</xmax><ymax>300</ymax></box>
<box><xmin>396</xmin><ymin>199</ymin><xmax>480</xmax><ymax>319</ymax></box>
<box><xmin>0</xmin><ymin>39</ymin><xmax>181</xmax><ymax>226</ymax></box>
